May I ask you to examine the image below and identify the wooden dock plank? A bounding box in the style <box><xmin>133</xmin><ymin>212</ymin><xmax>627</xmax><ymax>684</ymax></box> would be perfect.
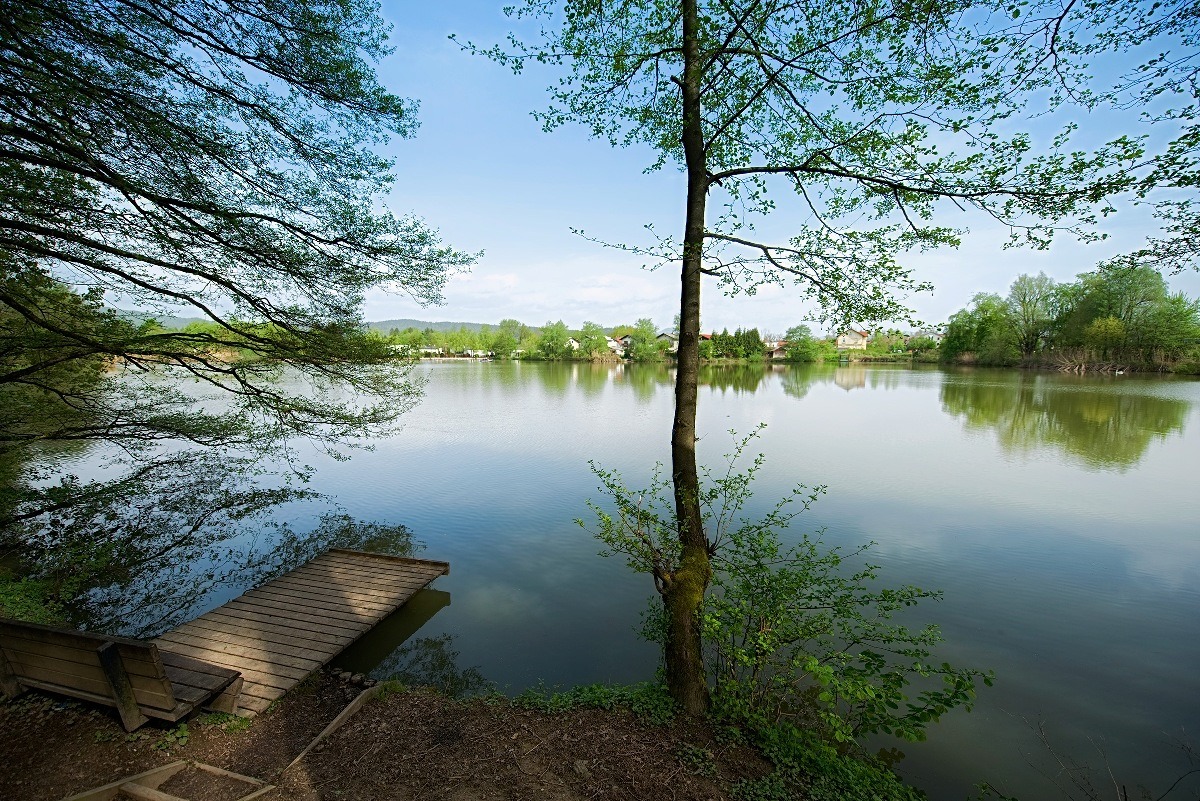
<box><xmin>147</xmin><ymin>645</ymin><xmax>305</xmax><ymax>690</ymax></box>
<box><xmin>163</xmin><ymin>622</ymin><xmax>343</xmax><ymax>663</ymax></box>
<box><xmin>238</xmin><ymin>586</ymin><xmax>396</xmax><ymax>621</ymax></box>
<box><xmin>302</xmin><ymin>553</ymin><xmax>445</xmax><ymax>580</ymax></box>
<box><xmin>152</xmin><ymin>643</ymin><xmax>315</xmax><ymax>684</ymax></box>
<box><xmin>156</xmin><ymin>630</ymin><xmax>330</xmax><ymax>672</ymax></box>
<box><xmin>220</xmin><ymin>598</ymin><xmax>371</xmax><ymax>633</ymax></box>
<box><xmin>153</xmin><ymin>550</ymin><xmax>447</xmax><ymax>716</ymax></box>
<box><xmin>284</xmin><ymin>564</ymin><xmax>436</xmax><ymax>593</ymax></box>
<box><xmin>256</xmin><ymin>575</ymin><xmax>412</xmax><ymax>608</ymax></box>
<box><xmin>291</xmin><ymin>557</ymin><xmax>441</xmax><ymax>578</ymax></box>
<box><xmin>188</xmin><ymin>610</ymin><xmax>351</xmax><ymax>647</ymax></box>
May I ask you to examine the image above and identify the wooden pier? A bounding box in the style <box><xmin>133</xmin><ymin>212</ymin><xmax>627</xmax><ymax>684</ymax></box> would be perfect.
<box><xmin>152</xmin><ymin>549</ymin><xmax>449</xmax><ymax>715</ymax></box>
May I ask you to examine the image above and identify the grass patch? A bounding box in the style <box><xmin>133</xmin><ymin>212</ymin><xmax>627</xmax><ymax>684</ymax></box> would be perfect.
<box><xmin>512</xmin><ymin>682</ymin><xmax>676</xmax><ymax>725</ymax></box>
<box><xmin>195</xmin><ymin>711</ymin><xmax>253</xmax><ymax>733</ymax></box>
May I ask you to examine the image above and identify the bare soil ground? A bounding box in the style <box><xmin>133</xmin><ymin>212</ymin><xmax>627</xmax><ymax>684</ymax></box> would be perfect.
<box><xmin>0</xmin><ymin>673</ymin><xmax>769</xmax><ymax>801</ymax></box>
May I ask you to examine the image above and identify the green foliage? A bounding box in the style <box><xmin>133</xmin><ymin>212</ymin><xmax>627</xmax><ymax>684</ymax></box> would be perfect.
<box><xmin>626</xmin><ymin>318</ymin><xmax>665</xmax><ymax>362</ymax></box>
<box><xmin>732</xmin><ymin>726</ymin><xmax>925</xmax><ymax>801</ymax></box>
<box><xmin>941</xmin><ymin>293</ymin><xmax>1019</xmax><ymax>365</ymax></box>
<box><xmin>152</xmin><ymin>723</ymin><xmax>189</xmax><ymax>751</ymax></box>
<box><xmin>675</xmin><ymin>743</ymin><xmax>718</xmax><ymax>777</ymax></box>
<box><xmin>1006</xmin><ymin>273</ymin><xmax>1057</xmax><ymax>357</ymax></box>
<box><xmin>369</xmin><ymin>680</ymin><xmax>409</xmax><ymax>703</ymax></box>
<box><xmin>906</xmin><ymin>336</ymin><xmax>939</xmax><ymax>355</ymax></box>
<box><xmin>783</xmin><ymin>326</ymin><xmax>820</xmax><ymax>362</ymax></box>
<box><xmin>3</xmin><ymin>0</ymin><xmax>474</xmax><ymax>454</ymax></box>
<box><xmin>0</xmin><ymin>576</ymin><xmax>65</xmax><ymax>625</ymax></box>
<box><xmin>1083</xmin><ymin>315</ymin><xmax>1126</xmax><ymax>356</ymax></box>
<box><xmin>512</xmin><ymin>682</ymin><xmax>677</xmax><ymax>725</ymax></box>
<box><xmin>1</xmin><ymin>0</ymin><xmax>472</xmax><ymax>616</ymax></box>
<box><xmin>468</xmin><ymin>0</ymin><xmax>1158</xmax><ymax>330</ymax></box>
<box><xmin>942</xmin><ymin>265</ymin><xmax>1200</xmax><ymax>366</ymax></box>
<box><xmin>709</xmin><ymin>328</ymin><xmax>767</xmax><ymax>359</ymax></box>
<box><xmin>194</xmin><ymin>712</ymin><xmax>253</xmax><ymax>733</ymax></box>
<box><xmin>578</xmin><ymin>321</ymin><xmax>608</xmax><ymax>357</ymax></box>
<box><xmin>865</xmin><ymin>330</ymin><xmax>908</xmax><ymax>356</ymax></box>
<box><xmin>581</xmin><ymin>429</ymin><xmax>990</xmax><ymax>746</ymax></box>
<box><xmin>537</xmin><ymin>320</ymin><xmax>573</xmax><ymax>360</ymax></box>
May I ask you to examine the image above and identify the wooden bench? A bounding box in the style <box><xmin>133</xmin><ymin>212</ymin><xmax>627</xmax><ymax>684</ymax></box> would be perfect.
<box><xmin>0</xmin><ymin>618</ymin><xmax>243</xmax><ymax>731</ymax></box>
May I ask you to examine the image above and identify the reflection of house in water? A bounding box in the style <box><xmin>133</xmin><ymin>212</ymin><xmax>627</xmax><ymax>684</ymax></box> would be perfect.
<box><xmin>834</xmin><ymin>366</ymin><xmax>867</xmax><ymax>391</ymax></box>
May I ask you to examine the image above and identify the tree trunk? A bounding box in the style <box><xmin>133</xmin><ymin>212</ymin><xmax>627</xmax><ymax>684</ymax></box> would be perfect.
<box><xmin>662</xmin><ymin>0</ymin><xmax>712</xmax><ymax>718</ymax></box>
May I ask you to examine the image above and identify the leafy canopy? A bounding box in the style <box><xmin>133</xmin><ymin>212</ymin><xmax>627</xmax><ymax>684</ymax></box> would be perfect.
<box><xmin>1</xmin><ymin>0</ymin><xmax>474</xmax><ymax>460</ymax></box>
<box><xmin>1</xmin><ymin>0</ymin><xmax>471</xmax><ymax>617</ymax></box>
<box><xmin>464</xmin><ymin>0</ymin><xmax>1149</xmax><ymax>327</ymax></box>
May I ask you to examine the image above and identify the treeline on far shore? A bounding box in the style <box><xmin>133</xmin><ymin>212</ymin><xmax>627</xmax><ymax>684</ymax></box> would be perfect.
<box><xmin>940</xmin><ymin>263</ymin><xmax>1200</xmax><ymax>373</ymax></box>
<box><xmin>373</xmin><ymin>316</ymin><xmax>935</xmax><ymax>364</ymax></box>
<box><xmin>148</xmin><ymin>261</ymin><xmax>1200</xmax><ymax>375</ymax></box>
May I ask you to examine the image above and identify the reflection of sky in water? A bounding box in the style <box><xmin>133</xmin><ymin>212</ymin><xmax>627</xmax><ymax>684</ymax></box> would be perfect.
<box><xmin>42</xmin><ymin>363</ymin><xmax>1200</xmax><ymax>801</ymax></box>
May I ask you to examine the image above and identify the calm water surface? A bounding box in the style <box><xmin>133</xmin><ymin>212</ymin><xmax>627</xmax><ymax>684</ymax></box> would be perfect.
<box><xmin>91</xmin><ymin>363</ymin><xmax>1200</xmax><ymax>798</ymax></box>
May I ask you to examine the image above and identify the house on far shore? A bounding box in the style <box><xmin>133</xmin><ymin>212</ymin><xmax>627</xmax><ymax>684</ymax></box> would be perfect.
<box><xmin>657</xmin><ymin>332</ymin><xmax>679</xmax><ymax>353</ymax></box>
<box><xmin>906</xmin><ymin>329</ymin><xmax>944</xmax><ymax>344</ymax></box>
<box><xmin>567</xmin><ymin>337</ymin><xmax>581</xmax><ymax>351</ymax></box>
<box><xmin>605</xmin><ymin>337</ymin><xmax>625</xmax><ymax>357</ymax></box>
<box><xmin>767</xmin><ymin>342</ymin><xmax>789</xmax><ymax>360</ymax></box>
<box><xmin>835</xmin><ymin>329</ymin><xmax>870</xmax><ymax>350</ymax></box>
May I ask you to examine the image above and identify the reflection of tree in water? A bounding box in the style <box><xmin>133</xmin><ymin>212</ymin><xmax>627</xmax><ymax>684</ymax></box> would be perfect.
<box><xmin>778</xmin><ymin>364</ymin><xmax>824</xmax><ymax>401</ymax></box>
<box><xmin>2</xmin><ymin>447</ymin><xmax>421</xmax><ymax>637</ymax></box>
<box><xmin>374</xmin><ymin>633</ymin><xmax>492</xmax><ymax>698</ymax></box>
<box><xmin>101</xmin><ymin>508</ymin><xmax>421</xmax><ymax>638</ymax></box>
<box><xmin>533</xmin><ymin>362</ymin><xmax>572</xmax><ymax>396</ymax></box>
<box><xmin>619</xmin><ymin>364</ymin><xmax>673</xmax><ymax>402</ymax></box>
<box><xmin>697</xmin><ymin>364</ymin><xmax>767</xmax><ymax>394</ymax></box>
<box><xmin>940</xmin><ymin>375</ymin><xmax>1191</xmax><ymax>470</ymax></box>
<box><xmin>573</xmin><ymin>362</ymin><xmax>612</xmax><ymax>398</ymax></box>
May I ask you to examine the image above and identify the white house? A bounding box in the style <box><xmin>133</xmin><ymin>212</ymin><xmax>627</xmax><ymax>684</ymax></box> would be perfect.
<box><xmin>656</xmin><ymin>332</ymin><xmax>679</xmax><ymax>353</ymax></box>
<box><xmin>835</xmin><ymin>329</ymin><xmax>870</xmax><ymax>350</ymax></box>
<box><xmin>907</xmin><ymin>329</ymin><xmax>944</xmax><ymax>344</ymax></box>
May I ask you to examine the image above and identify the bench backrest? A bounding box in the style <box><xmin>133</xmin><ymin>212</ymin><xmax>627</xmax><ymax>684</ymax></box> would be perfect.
<box><xmin>0</xmin><ymin>618</ymin><xmax>177</xmax><ymax>713</ymax></box>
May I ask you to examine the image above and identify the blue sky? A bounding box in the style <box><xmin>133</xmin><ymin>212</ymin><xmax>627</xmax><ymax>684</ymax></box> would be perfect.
<box><xmin>364</xmin><ymin>2</ymin><xmax>1200</xmax><ymax>336</ymax></box>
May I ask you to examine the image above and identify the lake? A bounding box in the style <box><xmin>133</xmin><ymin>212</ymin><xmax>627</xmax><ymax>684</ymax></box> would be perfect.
<box><xmin>64</xmin><ymin>362</ymin><xmax>1200</xmax><ymax>798</ymax></box>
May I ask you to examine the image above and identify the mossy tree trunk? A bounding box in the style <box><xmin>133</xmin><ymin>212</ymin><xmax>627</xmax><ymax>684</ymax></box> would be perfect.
<box><xmin>663</xmin><ymin>0</ymin><xmax>712</xmax><ymax>718</ymax></box>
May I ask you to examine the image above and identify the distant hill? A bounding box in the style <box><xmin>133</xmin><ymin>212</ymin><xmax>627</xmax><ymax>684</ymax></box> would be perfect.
<box><xmin>115</xmin><ymin>311</ymin><xmax>539</xmax><ymax>334</ymax></box>
<box><xmin>114</xmin><ymin>310</ymin><xmax>493</xmax><ymax>333</ymax></box>
<box><xmin>113</xmin><ymin>309</ymin><xmax>209</xmax><ymax>329</ymax></box>
<box><xmin>366</xmin><ymin>319</ymin><xmax>491</xmax><ymax>333</ymax></box>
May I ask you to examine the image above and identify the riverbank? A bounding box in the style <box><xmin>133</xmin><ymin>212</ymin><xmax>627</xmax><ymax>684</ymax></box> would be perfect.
<box><xmin>938</xmin><ymin>354</ymin><xmax>1200</xmax><ymax>375</ymax></box>
<box><xmin>0</xmin><ymin>672</ymin><xmax>938</xmax><ymax>801</ymax></box>
<box><xmin>0</xmin><ymin>673</ymin><xmax>770</xmax><ymax>801</ymax></box>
